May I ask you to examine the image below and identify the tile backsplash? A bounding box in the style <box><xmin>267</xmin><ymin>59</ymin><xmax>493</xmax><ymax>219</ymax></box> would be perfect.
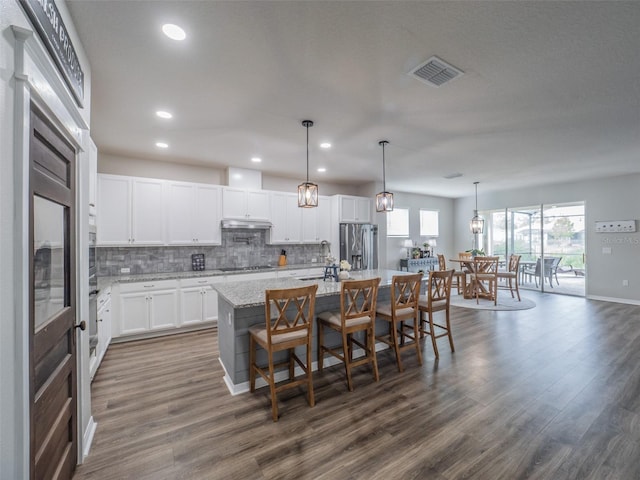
<box><xmin>97</xmin><ymin>229</ymin><xmax>325</xmax><ymax>276</ymax></box>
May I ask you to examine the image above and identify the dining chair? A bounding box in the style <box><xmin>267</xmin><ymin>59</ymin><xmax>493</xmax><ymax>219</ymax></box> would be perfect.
<box><xmin>497</xmin><ymin>254</ymin><xmax>521</xmax><ymax>301</ymax></box>
<box><xmin>468</xmin><ymin>256</ymin><xmax>499</xmax><ymax>305</ymax></box>
<box><xmin>523</xmin><ymin>257</ymin><xmax>556</xmax><ymax>288</ymax></box>
<box><xmin>418</xmin><ymin>269</ymin><xmax>454</xmax><ymax>359</ymax></box>
<box><xmin>438</xmin><ymin>254</ymin><xmax>466</xmax><ymax>295</ymax></box>
<box><xmin>249</xmin><ymin>284</ymin><xmax>318</xmax><ymax>421</ymax></box>
<box><xmin>375</xmin><ymin>273</ymin><xmax>423</xmax><ymax>372</ymax></box>
<box><xmin>317</xmin><ymin>277</ymin><xmax>381</xmax><ymax>391</ymax></box>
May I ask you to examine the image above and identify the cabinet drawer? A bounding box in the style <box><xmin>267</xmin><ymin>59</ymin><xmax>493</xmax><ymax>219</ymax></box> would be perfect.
<box><xmin>181</xmin><ymin>276</ymin><xmax>225</xmax><ymax>288</ymax></box>
<box><xmin>118</xmin><ymin>279</ymin><xmax>177</xmax><ymax>293</ymax></box>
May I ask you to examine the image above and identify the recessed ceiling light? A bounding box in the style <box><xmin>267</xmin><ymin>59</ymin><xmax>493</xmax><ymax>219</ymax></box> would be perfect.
<box><xmin>156</xmin><ymin>110</ymin><xmax>172</xmax><ymax>119</ymax></box>
<box><xmin>251</xmin><ymin>157</ymin><xmax>262</xmax><ymax>163</ymax></box>
<box><xmin>320</xmin><ymin>142</ymin><xmax>331</xmax><ymax>149</ymax></box>
<box><xmin>155</xmin><ymin>142</ymin><xmax>169</xmax><ymax>149</ymax></box>
<box><xmin>317</xmin><ymin>167</ymin><xmax>326</xmax><ymax>173</ymax></box>
<box><xmin>162</xmin><ymin>24</ymin><xmax>186</xmax><ymax>41</ymax></box>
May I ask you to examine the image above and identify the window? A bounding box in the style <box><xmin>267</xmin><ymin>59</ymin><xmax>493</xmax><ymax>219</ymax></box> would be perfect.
<box><xmin>419</xmin><ymin>209</ymin><xmax>439</xmax><ymax>237</ymax></box>
<box><xmin>387</xmin><ymin>208</ymin><xmax>409</xmax><ymax>237</ymax></box>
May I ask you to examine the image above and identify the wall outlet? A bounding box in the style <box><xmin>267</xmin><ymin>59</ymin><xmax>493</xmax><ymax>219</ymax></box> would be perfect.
<box><xmin>623</xmin><ymin>280</ymin><xmax>629</xmax><ymax>287</ymax></box>
<box><xmin>120</xmin><ymin>267</ymin><xmax>130</xmax><ymax>274</ymax></box>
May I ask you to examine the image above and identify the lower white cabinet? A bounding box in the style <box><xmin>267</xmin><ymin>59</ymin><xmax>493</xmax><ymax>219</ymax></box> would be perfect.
<box><xmin>180</xmin><ymin>276</ymin><xmax>223</xmax><ymax>326</ymax></box>
<box><xmin>90</xmin><ymin>287</ymin><xmax>112</xmax><ymax>380</ymax></box>
<box><xmin>116</xmin><ymin>280</ymin><xmax>179</xmax><ymax>337</ymax></box>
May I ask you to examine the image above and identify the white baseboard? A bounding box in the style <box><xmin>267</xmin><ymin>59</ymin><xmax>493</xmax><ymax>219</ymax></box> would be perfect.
<box><xmin>81</xmin><ymin>416</ymin><xmax>97</xmax><ymax>461</ymax></box>
<box><xmin>587</xmin><ymin>295</ymin><xmax>640</xmax><ymax>306</ymax></box>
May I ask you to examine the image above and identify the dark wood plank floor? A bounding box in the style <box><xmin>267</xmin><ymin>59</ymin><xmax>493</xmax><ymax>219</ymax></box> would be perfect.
<box><xmin>73</xmin><ymin>292</ymin><xmax>640</xmax><ymax>480</ymax></box>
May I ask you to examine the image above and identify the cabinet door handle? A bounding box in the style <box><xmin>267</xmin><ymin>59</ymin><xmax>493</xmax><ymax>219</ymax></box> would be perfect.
<box><xmin>143</xmin><ymin>285</ymin><xmax>155</xmax><ymax>288</ymax></box>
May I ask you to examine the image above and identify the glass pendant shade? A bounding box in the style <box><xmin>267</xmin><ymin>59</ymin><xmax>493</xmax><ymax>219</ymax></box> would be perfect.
<box><xmin>298</xmin><ymin>120</ymin><xmax>318</xmax><ymax>208</ymax></box>
<box><xmin>376</xmin><ymin>192</ymin><xmax>394</xmax><ymax>212</ymax></box>
<box><xmin>376</xmin><ymin>140</ymin><xmax>394</xmax><ymax>212</ymax></box>
<box><xmin>470</xmin><ymin>213</ymin><xmax>484</xmax><ymax>234</ymax></box>
<box><xmin>298</xmin><ymin>181</ymin><xmax>318</xmax><ymax>208</ymax></box>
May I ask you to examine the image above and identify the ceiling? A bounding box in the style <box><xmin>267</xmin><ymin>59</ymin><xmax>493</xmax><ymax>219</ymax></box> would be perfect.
<box><xmin>66</xmin><ymin>1</ymin><xmax>640</xmax><ymax>198</ymax></box>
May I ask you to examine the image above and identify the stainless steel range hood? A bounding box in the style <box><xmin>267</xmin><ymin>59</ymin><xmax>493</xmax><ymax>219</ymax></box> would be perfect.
<box><xmin>221</xmin><ymin>219</ymin><xmax>272</xmax><ymax>229</ymax></box>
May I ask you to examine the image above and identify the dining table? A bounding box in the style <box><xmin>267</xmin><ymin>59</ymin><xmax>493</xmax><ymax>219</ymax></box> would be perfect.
<box><xmin>449</xmin><ymin>257</ymin><xmax>500</xmax><ymax>300</ymax></box>
<box><xmin>449</xmin><ymin>258</ymin><xmax>478</xmax><ymax>299</ymax></box>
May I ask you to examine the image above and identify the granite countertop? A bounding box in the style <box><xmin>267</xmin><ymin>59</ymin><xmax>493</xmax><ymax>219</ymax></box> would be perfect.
<box><xmin>96</xmin><ymin>263</ymin><xmax>327</xmax><ymax>291</ymax></box>
<box><xmin>214</xmin><ymin>269</ymin><xmax>411</xmax><ymax>308</ymax></box>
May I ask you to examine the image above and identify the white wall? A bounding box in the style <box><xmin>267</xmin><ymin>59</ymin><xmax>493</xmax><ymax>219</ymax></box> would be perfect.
<box><xmin>382</xmin><ymin>191</ymin><xmax>455</xmax><ymax>270</ymax></box>
<box><xmin>1</xmin><ymin>0</ymin><xmax>93</xmax><ymax>477</ymax></box>
<box><xmin>454</xmin><ymin>174</ymin><xmax>640</xmax><ymax>303</ymax></box>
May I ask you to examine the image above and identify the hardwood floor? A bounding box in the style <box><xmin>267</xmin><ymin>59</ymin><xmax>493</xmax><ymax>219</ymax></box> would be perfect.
<box><xmin>74</xmin><ymin>292</ymin><xmax>640</xmax><ymax>479</ymax></box>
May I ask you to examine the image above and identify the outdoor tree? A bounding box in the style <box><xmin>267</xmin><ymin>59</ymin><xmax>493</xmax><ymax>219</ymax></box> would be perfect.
<box><xmin>550</xmin><ymin>217</ymin><xmax>575</xmax><ymax>242</ymax></box>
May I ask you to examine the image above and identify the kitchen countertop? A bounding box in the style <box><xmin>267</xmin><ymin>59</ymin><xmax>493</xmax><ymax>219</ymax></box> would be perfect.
<box><xmin>96</xmin><ymin>263</ymin><xmax>327</xmax><ymax>291</ymax></box>
<box><xmin>214</xmin><ymin>269</ymin><xmax>412</xmax><ymax>308</ymax></box>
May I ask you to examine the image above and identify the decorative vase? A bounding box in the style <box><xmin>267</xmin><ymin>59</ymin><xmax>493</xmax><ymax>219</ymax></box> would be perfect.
<box><xmin>338</xmin><ymin>270</ymin><xmax>350</xmax><ymax>281</ymax></box>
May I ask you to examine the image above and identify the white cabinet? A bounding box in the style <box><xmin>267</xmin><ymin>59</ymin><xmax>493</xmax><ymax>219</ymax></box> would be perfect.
<box><xmin>115</xmin><ymin>280</ymin><xmax>178</xmax><ymax>337</ymax></box>
<box><xmin>222</xmin><ymin>188</ymin><xmax>270</xmax><ymax>220</ymax></box>
<box><xmin>301</xmin><ymin>195</ymin><xmax>331</xmax><ymax>243</ymax></box>
<box><xmin>166</xmin><ymin>182</ymin><xmax>222</xmax><ymax>245</ymax></box>
<box><xmin>97</xmin><ymin>174</ymin><xmax>165</xmax><ymax>245</ymax></box>
<box><xmin>180</xmin><ymin>276</ymin><xmax>223</xmax><ymax>326</ymax></box>
<box><xmin>90</xmin><ymin>287</ymin><xmax>112</xmax><ymax>381</ymax></box>
<box><xmin>270</xmin><ymin>192</ymin><xmax>302</xmax><ymax>243</ymax></box>
<box><xmin>336</xmin><ymin>195</ymin><xmax>371</xmax><ymax>223</ymax></box>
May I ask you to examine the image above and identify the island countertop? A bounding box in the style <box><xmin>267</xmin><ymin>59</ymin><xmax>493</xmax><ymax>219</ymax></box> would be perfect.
<box><xmin>213</xmin><ymin>269</ymin><xmax>412</xmax><ymax>308</ymax></box>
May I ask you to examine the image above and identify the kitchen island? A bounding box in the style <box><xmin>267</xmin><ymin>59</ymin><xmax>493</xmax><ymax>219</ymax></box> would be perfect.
<box><xmin>214</xmin><ymin>269</ymin><xmax>415</xmax><ymax>394</ymax></box>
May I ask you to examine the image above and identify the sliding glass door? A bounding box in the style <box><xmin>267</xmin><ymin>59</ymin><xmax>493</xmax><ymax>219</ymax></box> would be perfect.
<box><xmin>485</xmin><ymin>202</ymin><xmax>585</xmax><ymax>296</ymax></box>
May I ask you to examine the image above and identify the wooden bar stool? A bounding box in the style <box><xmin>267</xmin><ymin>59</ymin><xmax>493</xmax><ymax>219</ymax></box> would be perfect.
<box><xmin>418</xmin><ymin>269</ymin><xmax>454</xmax><ymax>359</ymax></box>
<box><xmin>249</xmin><ymin>284</ymin><xmax>318</xmax><ymax>421</ymax></box>
<box><xmin>375</xmin><ymin>273</ymin><xmax>423</xmax><ymax>372</ymax></box>
<box><xmin>317</xmin><ymin>277</ymin><xmax>381</xmax><ymax>391</ymax></box>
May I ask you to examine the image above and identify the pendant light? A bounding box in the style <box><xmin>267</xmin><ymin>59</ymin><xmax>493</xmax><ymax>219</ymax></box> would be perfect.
<box><xmin>298</xmin><ymin>120</ymin><xmax>318</xmax><ymax>208</ymax></box>
<box><xmin>470</xmin><ymin>181</ymin><xmax>484</xmax><ymax>234</ymax></box>
<box><xmin>375</xmin><ymin>140</ymin><xmax>394</xmax><ymax>212</ymax></box>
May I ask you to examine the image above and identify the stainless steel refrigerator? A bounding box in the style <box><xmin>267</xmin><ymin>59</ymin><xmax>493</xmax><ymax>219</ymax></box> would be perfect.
<box><xmin>339</xmin><ymin>223</ymin><xmax>378</xmax><ymax>270</ymax></box>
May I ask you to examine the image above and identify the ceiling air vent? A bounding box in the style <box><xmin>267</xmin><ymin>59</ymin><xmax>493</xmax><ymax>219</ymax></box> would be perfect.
<box><xmin>409</xmin><ymin>56</ymin><xmax>464</xmax><ymax>87</ymax></box>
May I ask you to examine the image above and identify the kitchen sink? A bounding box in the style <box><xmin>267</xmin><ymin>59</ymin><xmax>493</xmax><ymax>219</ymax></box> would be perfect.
<box><xmin>218</xmin><ymin>265</ymin><xmax>273</xmax><ymax>272</ymax></box>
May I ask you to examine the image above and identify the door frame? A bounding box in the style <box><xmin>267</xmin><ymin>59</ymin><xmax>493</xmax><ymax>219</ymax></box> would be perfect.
<box><xmin>6</xmin><ymin>26</ymin><xmax>90</xmax><ymax>479</ymax></box>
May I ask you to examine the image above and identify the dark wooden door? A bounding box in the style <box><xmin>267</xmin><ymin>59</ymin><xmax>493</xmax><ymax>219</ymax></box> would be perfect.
<box><xmin>30</xmin><ymin>104</ymin><xmax>78</xmax><ymax>480</ymax></box>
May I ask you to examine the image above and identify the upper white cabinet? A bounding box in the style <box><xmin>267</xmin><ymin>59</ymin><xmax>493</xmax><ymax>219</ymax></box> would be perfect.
<box><xmin>222</xmin><ymin>188</ymin><xmax>270</xmax><ymax>220</ymax></box>
<box><xmin>97</xmin><ymin>174</ymin><xmax>165</xmax><ymax>245</ymax></box>
<box><xmin>166</xmin><ymin>182</ymin><xmax>222</xmax><ymax>245</ymax></box>
<box><xmin>301</xmin><ymin>195</ymin><xmax>331</xmax><ymax>243</ymax></box>
<box><xmin>335</xmin><ymin>195</ymin><xmax>371</xmax><ymax>223</ymax></box>
<box><xmin>270</xmin><ymin>192</ymin><xmax>302</xmax><ymax>243</ymax></box>
<box><xmin>97</xmin><ymin>174</ymin><xmax>131</xmax><ymax>245</ymax></box>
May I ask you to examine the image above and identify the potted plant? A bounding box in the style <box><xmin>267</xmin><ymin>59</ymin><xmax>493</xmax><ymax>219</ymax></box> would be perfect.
<box><xmin>338</xmin><ymin>260</ymin><xmax>352</xmax><ymax>280</ymax></box>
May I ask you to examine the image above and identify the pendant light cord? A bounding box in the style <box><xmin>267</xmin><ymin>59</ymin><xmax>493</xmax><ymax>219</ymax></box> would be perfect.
<box><xmin>306</xmin><ymin>122</ymin><xmax>309</xmax><ymax>183</ymax></box>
